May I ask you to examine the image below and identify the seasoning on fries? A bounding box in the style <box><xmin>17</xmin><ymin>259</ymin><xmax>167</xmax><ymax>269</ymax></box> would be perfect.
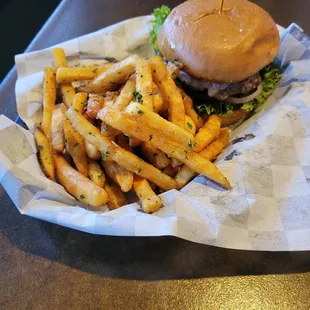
<box><xmin>34</xmin><ymin>47</ymin><xmax>231</xmax><ymax>212</ymax></box>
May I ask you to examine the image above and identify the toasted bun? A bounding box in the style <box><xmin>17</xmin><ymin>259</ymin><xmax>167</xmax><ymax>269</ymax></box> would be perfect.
<box><xmin>158</xmin><ymin>0</ymin><xmax>280</xmax><ymax>83</ymax></box>
<box><xmin>202</xmin><ymin>109</ymin><xmax>250</xmax><ymax>127</ymax></box>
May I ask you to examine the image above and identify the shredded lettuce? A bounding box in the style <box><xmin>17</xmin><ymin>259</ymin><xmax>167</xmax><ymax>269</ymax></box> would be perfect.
<box><xmin>196</xmin><ymin>65</ymin><xmax>281</xmax><ymax>116</ymax></box>
<box><xmin>241</xmin><ymin>65</ymin><xmax>281</xmax><ymax>112</ymax></box>
<box><xmin>149</xmin><ymin>6</ymin><xmax>171</xmax><ymax>52</ymax></box>
<box><xmin>196</xmin><ymin>100</ymin><xmax>234</xmax><ymax>116</ymax></box>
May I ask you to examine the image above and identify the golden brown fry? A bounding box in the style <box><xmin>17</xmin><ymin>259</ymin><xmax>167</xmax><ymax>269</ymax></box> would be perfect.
<box><xmin>52</xmin><ymin>47</ymin><xmax>76</xmax><ymax>108</ymax></box>
<box><xmin>193</xmin><ymin>115</ymin><xmax>221</xmax><ymax>153</ymax></box>
<box><xmin>34</xmin><ymin>126</ymin><xmax>55</xmax><ymax>181</ymax></box>
<box><xmin>98</xmin><ymin>107</ymin><xmax>230</xmax><ymax>189</ymax></box>
<box><xmin>141</xmin><ymin>142</ymin><xmax>170</xmax><ymax>170</ymax></box>
<box><xmin>66</xmin><ymin>108</ymin><xmax>177</xmax><ymax>191</ymax></box>
<box><xmin>181</xmin><ymin>91</ymin><xmax>204</xmax><ymax>130</ymax></box>
<box><xmin>101</xmin><ymin>160</ymin><xmax>133</xmax><ymax>192</ymax></box>
<box><xmin>115</xmin><ymin>134</ymin><xmax>132</xmax><ymax>152</ymax></box>
<box><xmin>56</xmin><ymin>64</ymin><xmax>113</xmax><ymax>83</ymax></box>
<box><xmin>149</xmin><ymin>56</ymin><xmax>185</xmax><ymax>128</ymax></box>
<box><xmin>129</xmin><ymin>137</ymin><xmax>141</xmax><ymax>148</ymax></box>
<box><xmin>85</xmin><ymin>94</ymin><xmax>104</xmax><ymax>119</ymax></box>
<box><xmin>63</xmin><ymin>119</ymin><xmax>88</xmax><ymax>177</ymax></box>
<box><xmin>72</xmin><ymin>92</ymin><xmax>88</xmax><ymax>114</ymax></box>
<box><xmin>162</xmin><ymin>165</ymin><xmax>179</xmax><ymax>178</ymax></box>
<box><xmin>112</xmin><ymin>75</ymin><xmax>136</xmax><ymax>111</ymax></box>
<box><xmin>199</xmin><ymin>128</ymin><xmax>230</xmax><ymax>161</ymax></box>
<box><xmin>84</xmin><ymin>140</ymin><xmax>101</xmax><ymax>160</ymax></box>
<box><xmin>153</xmin><ymin>93</ymin><xmax>168</xmax><ymax>114</ymax></box>
<box><xmin>52</xmin><ymin>48</ymin><xmax>67</xmax><ymax>67</ymax></box>
<box><xmin>54</xmin><ymin>154</ymin><xmax>108</xmax><ymax>207</ymax></box>
<box><xmin>136</xmin><ymin>59</ymin><xmax>153</xmax><ymax>109</ymax></box>
<box><xmin>79</xmin><ymin>55</ymin><xmax>138</xmax><ymax>93</ymax></box>
<box><xmin>42</xmin><ymin>67</ymin><xmax>57</xmax><ymax>140</ymax></box>
<box><xmin>61</xmin><ymin>84</ymin><xmax>76</xmax><ymax>108</ymax></box>
<box><xmin>100</xmin><ymin>78</ymin><xmax>135</xmax><ymax>138</ymax></box>
<box><xmin>51</xmin><ymin>105</ymin><xmax>65</xmax><ymax>153</ymax></box>
<box><xmin>104</xmin><ymin>179</ymin><xmax>127</xmax><ymax>210</ymax></box>
<box><xmin>175</xmin><ymin>128</ymin><xmax>230</xmax><ymax>188</ymax></box>
<box><xmin>100</xmin><ymin>122</ymin><xmax>119</xmax><ymax>138</ymax></box>
<box><xmin>185</xmin><ymin>115</ymin><xmax>196</xmax><ymax>136</ymax></box>
<box><xmin>133</xmin><ymin>175</ymin><xmax>162</xmax><ymax>213</ymax></box>
<box><xmin>89</xmin><ymin>159</ymin><xmax>106</xmax><ymax>188</ymax></box>
<box><xmin>170</xmin><ymin>158</ymin><xmax>183</xmax><ymax>168</ymax></box>
<box><xmin>125</xmin><ymin>102</ymin><xmax>193</xmax><ymax>149</ymax></box>
<box><xmin>166</xmin><ymin>62</ymin><xmax>181</xmax><ymax>79</ymax></box>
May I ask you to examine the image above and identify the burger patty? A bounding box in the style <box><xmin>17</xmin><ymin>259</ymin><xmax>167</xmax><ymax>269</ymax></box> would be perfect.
<box><xmin>214</xmin><ymin>73</ymin><xmax>262</xmax><ymax>100</ymax></box>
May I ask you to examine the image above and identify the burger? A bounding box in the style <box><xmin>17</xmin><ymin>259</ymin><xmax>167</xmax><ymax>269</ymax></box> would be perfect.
<box><xmin>150</xmin><ymin>0</ymin><xmax>281</xmax><ymax>126</ymax></box>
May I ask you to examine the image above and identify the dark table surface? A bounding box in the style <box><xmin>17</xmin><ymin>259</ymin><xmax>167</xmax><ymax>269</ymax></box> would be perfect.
<box><xmin>1</xmin><ymin>1</ymin><xmax>310</xmax><ymax>309</ymax></box>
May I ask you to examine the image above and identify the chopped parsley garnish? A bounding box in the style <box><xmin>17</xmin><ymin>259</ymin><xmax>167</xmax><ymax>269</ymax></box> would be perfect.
<box><xmin>133</xmin><ymin>91</ymin><xmax>143</xmax><ymax>104</ymax></box>
<box><xmin>137</xmin><ymin>109</ymin><xmax>144</xmax><ymax>114</ymax></box>
<box><xmin>187</xmin><ymin>122</ymin><xmax>193</xmax><ymax>129</ymax></box>
<box><xmin>137</xmin><ymin>167</ymin><xmax>142</xmax><ymax>173</ymax></box>
<box><xmin>80</xmin><ymin>194</ymin><xmax>86</xmax><ymax>199</ymax></box>
<box><xmin>102</xmin><ymin>151</ymin><xmax>110</xmax><ymax>160</ymax></box>
<box><xmin>149</xmin><ymin>135</ymin><xmax>153</xmax><ymax>141</ymax></box>
<box><xmin>38</xmin><ymin>145</ymin><xmax>44</xmax><ymax>150</ymax></box>
<box><xmin>92</xmin><ymin>68</ymin><xmax>98</xmax><ymax>74</ymax></box>
<box><xmin>140</xmin><ymin>74</ymin><xmax>144</xmax><ymax>78</ymax></box>
<box><xmin>188</xmin><ymin>140</ymin><xmax>194</xmax><ymax>148</ymax></box>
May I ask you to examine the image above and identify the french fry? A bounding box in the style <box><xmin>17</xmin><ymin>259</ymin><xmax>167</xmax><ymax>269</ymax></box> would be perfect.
<box><xmin>56</xmin><ymin>64</ymin><xmax>113</xmax><ymax>83</ymax></box>
<box><xmin>166</xmin><ymin>62</ymin><xmax>181</xmax><ymax>79</ymax></box>
<box><xmin>185</xmin><ymin>115</ymin><xmax>196</xmax><ymax>136</ymax></box>
<box><xmin>141</xmin><ymin>142</ymin><xmax>170</xmax><ymax>170</ymax></box>
<box><xmin>129</xmin><ymin>137</ymin><xmax>141</xmax><ymax>148</ymax></box>
<box><xmin>133</xmin><ymin>175</ymin><xmax>162</xmax><ymax>213</ymax></box>
<box><xmin>181</xmin><ymin>91</ymin><xmax>204</xmax><ymax>130</ymax></box>
<box><xmin>52</xmin><ymin>48</ymin><xmax>76</xmax><ymax>108</ymax></box>
<box><xmin>84</xmin><ymin>140</ymin><xmax>101</xmax><ymax>160</ymax></box>
<box><xmin>149</xmin><ymin>56</ymin><xmax>185</xmax><ymax>128</ymax></box>
<box><xmin>66</xmin><ymin>108</ymin><xmax>177</xmax><ymax>191</ymax></box>
<box><xmin>199</xmin><ymin>128</ymin><xmax>230</xmax><ymax>160</ymax></box>
<box><xmin>52</xmin><ymin>48</ymin><xmax>67</xmax><ymax>67</ymax></box>
<box><xmin>112</xmin><ymin>76</ymin><xmax>136</xmax><ymax>111</ymax></box>
<box><xmin>54</xmin><ymin>154</ymin><xmax>108</xmax><ymax>207</ymax></box>
<box><xmin>162</xmin><ymin>165</ymin><xmax>179</xmax><ymax>178</ymax></box>
<box><xmin>63</xmin><ymin>119</ymin><xmax>88</xmax><ymax>177</ymax></box>
<box><xmin>101</xmin><ymin>160</ymin><xmax>133</xmax><ymax>192</ymax></box>
<box><xmin>175</xmin><ymin>128</ymin><xmax>230</xmax><ymax>188</ymax></box>
<box><xmin>60</xmin><ymin>84</ymin><xmax>76</xmax><ymax>108</ymax></box>
<box><xmin>98</xmin><ymin>107</ymin><xmax>230</xmax><ymax>189</ymax></box>
<box><xmin>34</xmin><ymin>126</ymin><xmax>55</xmax><ymax>181</ymax></box>
<box><xmin>153</xmin><ymin>93</ymin><xmax>168</xmax><ymax>114</ymax></box>
<box><xmin>89</xmin><ymin>159</ymin><xmax>106</xmax><ymax>188</ymax></box>
<box><xmin>72</xmin><ymin>92</ymin><xmax>88</xmax><ymax>114</ymax></box>
<box><xmin>79</xmin><ymin>55</ymin><xmax>138</xmax><ymax>93</ymax></box>
<box><xmin>193</xmin><ymin>115</ymin><xmax>221</xmax><ymax>153</ymax></box>
<box><xmin>115</xmin><ymin>134</ymin><xmax>132</xmax><ymax>152</ymax></box>
<box><xmin>100</xmin><ymin>121</ymin><xmax>119</xmax><ymax>138</ymax></box>
<box><xmin>51</xmin><ymin>105</ymin><xmax>65</xmax><ymax>153</ymax></box>
<box><xmin>136</xmin><ymin>59</ymin><xmax>153</xmax><ymax>110</ymax></box>
<box><xmin>42</xmin><ymin>67</ymin><xmax>57</xmax><ymax>140</ymax></box>
<box><xmin>124</xmin><ymin>102</ymin><xmax>194</xmax><ymax>149</ymax></box>
<box><xmin>86</xmin><ymin>93</ymin><xmax>105</xmax><ymax>119</ymax></box>
<box><xmin>171</xmin><ymin>158</ymin><xmax>183</xmax><ymax>168</ymax></box>
<box><xmin>104</xmin><ymin>179</ymin><xmax>127</xmax><ymax>210</ymax></box>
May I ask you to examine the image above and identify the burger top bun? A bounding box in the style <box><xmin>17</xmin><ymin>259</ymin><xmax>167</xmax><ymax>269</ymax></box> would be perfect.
<box><xmin>157</xmin><ymin>0</ymin><xmax>280</xmax><ymax>83</ymax></box>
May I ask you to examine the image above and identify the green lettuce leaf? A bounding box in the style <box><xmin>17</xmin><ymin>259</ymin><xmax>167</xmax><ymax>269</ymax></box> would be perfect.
<box><xmin>196</xmin><ymin>65</ymin><xmax>281</xmax><ymax>116</ymax></box>
<box><xmin>241</xmin><ymin>65</ymin><xmax>281</xmax><ymax>112</ymax></box>
<box><xmin>149</xmin><ymin>6</ymin><xmax>171</xmax><ymax>52</ymax></box>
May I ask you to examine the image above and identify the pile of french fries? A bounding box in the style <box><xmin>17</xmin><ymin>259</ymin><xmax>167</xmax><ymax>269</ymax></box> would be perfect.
<box><xmin>34</xmin><ymin>47</ymin><xmax>231</xmax><ymax>214</ymax></box>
